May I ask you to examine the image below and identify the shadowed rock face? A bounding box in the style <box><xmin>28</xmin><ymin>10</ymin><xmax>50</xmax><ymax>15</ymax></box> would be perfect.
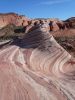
<box><xmin>0</xmin><ymin>22</ymin><xmax>75</xmax><ymax>100</ymax></box>
<box><xmin>22</xmin><ymin>24</ymin><xmax>51</xmax><ymax>48</ymax></box>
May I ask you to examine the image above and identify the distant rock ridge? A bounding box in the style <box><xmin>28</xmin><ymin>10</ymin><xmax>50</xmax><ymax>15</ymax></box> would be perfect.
<box><xmin>25</xmin><ymin>18</ymin><xmax>74</xmax><ymax>34</ymax></box>
<box><xmin>0</xmin><ymin>12</ymin><xmax>75</xmax><ymax>33</ymax></box>
<box><xmin>0</xmin><ymin>13</ymin><xmax>30</xmax><ymax>28</ymax></box>
<box><xmin>29</xmin><ymin>18</ymin><xmax>74</xmax><ymax>32</ymax></box>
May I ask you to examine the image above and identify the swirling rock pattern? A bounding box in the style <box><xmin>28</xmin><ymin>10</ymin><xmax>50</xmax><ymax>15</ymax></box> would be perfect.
<box><xmin>0</xmin><ymin>23</ymin><xmax>75</xmax><ymax>100</ymax></box>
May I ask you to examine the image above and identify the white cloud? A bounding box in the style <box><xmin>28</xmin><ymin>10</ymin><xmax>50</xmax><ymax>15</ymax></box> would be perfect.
<box><xmin>39</xmin><ymin>0</ymin><xmax>71</xmax><ymax>5</ymax></box>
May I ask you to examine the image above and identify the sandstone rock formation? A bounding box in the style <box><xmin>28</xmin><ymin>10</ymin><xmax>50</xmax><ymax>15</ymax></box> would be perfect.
<box><xmin>0</xmin><ymin>13</ymin><xmax>75</xmax><ymax>58</ymax></box>
<box><xmin>0</xmin><ymin>22</ymin><xmax>75</xmax><ymax>100</ymax></box>
<box><xmin>0</xmin><ymin>13</ymin><xmax>74</xmax><ymax>33</ymax></box>
<box><xmin>30</xmin><ymin>18</ymin><xmax>64</xmax><ymax>31</ymax></box>
<box><xmin>64</xmin><ymin>17</ymin><xmax>75</xmax><ymax>28</ymax></box>
<box><xmin>26</xmin><ymin>18</ymin><xmax>73</xmax><ymax>33</ymax></box>
<box><xmin>0</xmin><ymin>13</ymin><xmax>30</xmax><ymax>28</ymax></box>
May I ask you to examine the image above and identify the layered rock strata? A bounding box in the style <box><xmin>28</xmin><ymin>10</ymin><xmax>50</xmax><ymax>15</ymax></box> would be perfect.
<box><xmin>0</xmin><ymin>13</ymin><xmax>30</xmax><ymax>28</ymax></box>
<box><xmin>0</xmin><ymin>23</ymin><xmax>75</xmax><ymax>100</ymax></box>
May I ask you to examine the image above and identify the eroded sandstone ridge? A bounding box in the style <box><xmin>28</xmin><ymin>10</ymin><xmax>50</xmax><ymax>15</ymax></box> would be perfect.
<box><xmin>0</xmin><ymin>13</ymin><xmax>30</xmax><ymax>28</ymax></box>
<box><xmin>27</xmin><ymin>17</ymin><xmax>74</xmax><ymax>32</ymax></box>
<box><xmin>0</xmin><ymin>21</ymin><xmax>75</xmax><ymax>100</ymax></box>
<box><xmin>0</xmin><ymin>13</ymin><xmax>74</xmax><ymax>31</ymax></box>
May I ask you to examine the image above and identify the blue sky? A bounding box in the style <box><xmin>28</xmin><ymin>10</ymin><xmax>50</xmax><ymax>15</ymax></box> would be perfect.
<box><xmin>0</xmin><ymin>0</ymin><xmax>75</xmax><ymax>20</ymax></box>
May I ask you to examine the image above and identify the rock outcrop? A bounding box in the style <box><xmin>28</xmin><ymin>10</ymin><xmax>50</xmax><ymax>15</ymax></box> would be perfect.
<box><xmin>29</xmin><ymin>18</ymin><xmax>64</xmax><ymax>32</ymax></box>
<box><xmin>0</xmin><ymin>13</ymin><xmax>30</xmax><ymax>28</ymax></box>
<box><xmin>64</xmin><ymin>17</ymin><xmax>75</xmax><ymax>28</ymax></box>
<box><xmin>25</xmin><ymin>18</ymin><xmax>73</xmax><ymax>33</ymax></box>
<box><xmin>0</xmin><ymin>23</ymin><xmax>75</xmax><ymax>100</ymax></box>
<box><xmin>0</xmin><ymin>13</ymin><xmax>75</xmax><ymax>33</ymax></box>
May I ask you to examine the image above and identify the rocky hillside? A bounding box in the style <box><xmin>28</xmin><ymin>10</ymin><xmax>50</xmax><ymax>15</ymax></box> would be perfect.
<box><xmin>0</xmin><ymin>13</ymin><xmax>30</xmax><ymax>28</ymax></box>
<box><xmin>0</xmin><ymin>13</ymin><xmax>75</xmax><ymax>100</ymax></box>
<box><xmin>0</xmin><ymin>13</ymin><xmax>75</xmax><ymax>57</ymax></box>
<box><xmin>29</xmin><ymin>18</ymin><xmax>74</xmax><ymax>32</ymax></box>
<box><xmin>0</xmin><ymin>13</ymin><xmax>75</xmax><ymax>31</ymax></box>
<box><xmin>0</xmin><ymin>22</ymin><xmax>75</xmax><ymax>100</ymax></box>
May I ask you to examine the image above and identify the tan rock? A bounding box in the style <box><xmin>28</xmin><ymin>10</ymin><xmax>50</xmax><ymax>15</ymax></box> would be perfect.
<box><xmin>0</xmin><ymin>13</ymin><xmax>30</xmax><ymax>28</ymax></box>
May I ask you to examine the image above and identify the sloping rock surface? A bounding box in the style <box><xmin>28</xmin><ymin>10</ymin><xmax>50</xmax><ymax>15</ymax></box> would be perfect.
<box><xmin>0</xmin><ymin>23</ymin><xmax>75</xmax><ymax>100</ymax></box>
